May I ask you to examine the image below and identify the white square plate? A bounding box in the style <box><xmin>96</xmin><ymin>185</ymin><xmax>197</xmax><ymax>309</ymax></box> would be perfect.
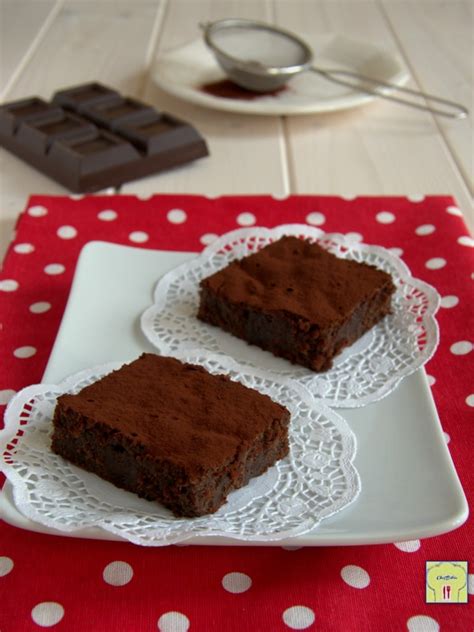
<box><xmin>0</xmin><ymin>241</ymin><xmax>468</xmax><ymax>545</ymax></box>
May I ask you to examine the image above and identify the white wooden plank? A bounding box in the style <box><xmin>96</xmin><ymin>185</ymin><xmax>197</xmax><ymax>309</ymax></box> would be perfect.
<box><xmin>122</xmin><ymin>0</ymin><xmax>290</xmax><ymax>197</ymax></box>
<box><xmin>0</xmin><ymin>0</ymin><xmax>58</xmax><ymax>94</ymax></box>
<box><xmin>380</xmin><ymin>0</ymin><xmax>473</xmax><ymax>195</ymax></box>
<box><xmin>6</xmin><ymin>0</ymin><xmax>163</xmax><ymax>101</ymax></box>
<box><xmin>274</xmin><ymin>0</ymin><xmax>473</xmax><ymax>232</ymax></box>
<box><xmin>0</xmin><ymin>197</ymin><xmax>23</xmax><ymax>261</ymax></box>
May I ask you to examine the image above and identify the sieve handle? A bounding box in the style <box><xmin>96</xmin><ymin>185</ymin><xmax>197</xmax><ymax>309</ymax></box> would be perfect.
<box><xmin>311</xmin><ymin>67</ymin><xmax>468</xmax><ymax>119</ymax></box>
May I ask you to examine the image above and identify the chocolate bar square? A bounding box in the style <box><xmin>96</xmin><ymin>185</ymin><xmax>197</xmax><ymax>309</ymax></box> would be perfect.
<box><xmin>0</xmin><ymin>98</ymin><xmax>61</xmax><ymax>134</ymax></box>
<box><xmin>16</xmin><ymin>111</ymin><xmax>95</xmax><ymax>153</ymax></box>
<box><xmin>116</xmin><ymin>113</ymin><xmax>204</xmax><ymax>155</ymax></box>
<box><xmin>80</xmin><ymin>97</ymin><xmax>155</xmax><ymax>130</ymax></box>
<box><xmin>53</xmin><ymin>82</ymin><xmax>120</xmax><ymax>111</ymax></box>
<box><xmin>48</xmin><ymin>130</ymin><xmax>141</xmax><ymax>189</ymax></box>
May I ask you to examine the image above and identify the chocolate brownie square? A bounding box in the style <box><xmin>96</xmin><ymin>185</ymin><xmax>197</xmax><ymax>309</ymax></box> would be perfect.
<box><xmin>51</xmin><ymin>353</ymin><xmax>290</xmax><ymax>517</ymax></box>
<box><xmin>198</xmin><ymin>235</ymin><xmax>396</xmax><ymax>371</ymax></box>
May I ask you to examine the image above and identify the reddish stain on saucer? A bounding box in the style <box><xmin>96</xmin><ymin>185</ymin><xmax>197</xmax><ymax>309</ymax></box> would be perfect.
<box><xmin>200</xmin><ymin>79</ymin><xmax>286</xmax><ymax>100</ymax></box>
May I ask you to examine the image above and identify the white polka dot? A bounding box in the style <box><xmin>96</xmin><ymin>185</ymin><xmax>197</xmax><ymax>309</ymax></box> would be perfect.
<box><xmin>0</xmin><ymin>556</ymin><xmax>14</xmax><ymax>576</ymax></box>
<box><xmin>129</xmin><ymin>231</ymin><xmax>149</xmax><ymax>244</ymax></box>
<box><xmin>157</xmin><ymin>611</ymin><xmax>190</xmax><ymax>632</ymax></box>
<box><xmin>222</xmin><ymin>572</ymin><xmax>252</xmax><ymax>593</ymax></box>
<box><xmin>236</xmin><ymin>212</ymin><xmax>256</xmax><ymax>226</ymax></box>
<box><xmin>425</xmin><ymin>258</ymin><xmax>446</xmax><ymax>270</ymax></box>
<box><xmin>0</xmin><ymin>279</ymin><xmax>19</xmax><ymax>291</ymax></box>
<box><xmin>0</xmin><ymin>389</ymin><xmax>16</xmax><ymax>405</ymax></box>
<box><xmin>415</xmin><ymin>224</ymin><xmax>435</xmax><ymax>236</ymax></box>
<box><xmin>341</xmin><ymin>565</ymin><xmax>370</xmax><ymax>589</ymax></box>
<box><xmin>446</xmin><ymin>205</ymin><xmax>462</xmax><ymax>216</ymax></box>
<box><xmin>345</xmin><ymin>232</ymin><xmax>363</xmax><ymax>243</ymax></box>
<box><xmin>407</xmin><ymin>615</ymin><xmax>439</xmax><ymax>632</ymax></box>
<box><xmin>458</xmin><ymin>235</ymin><xmax>474</xmax><ymax>247</ymax></box>
<box><xmin>14</xmin><ymin>242</ymin><xmax>35</xmax><ymax>254</ymax></box>
<box><xmin>29</xmin><ymin>301</ymin><xmax>51</xmax><ymax>314</ymax></box>
<box><xmin>282</xmin><ymin>606</ymin><xmax>315</xmax><ymax>630</ymax></box>
<box><xmin>28</xmin><ymin>205</ymin><xmax>48</xmax><ymax>217</ymax></box>
<box><xmin>44</xmin><ymin>264</ymin><xmax>65</xmax><ymax>275</ymax></box>
<box><xmin>13</xmin><ymin>346</ymin><xmax>37</xmax><ymax>359</ymax></box>
<box><xmin>281</xmin><ymin>546</ymin><xmax>304</xmax><ymax>551</ymax></box>
<box><xmin>98</xmin><ymin>209</ymin><xmax>118</xmax><ymax>221</ymax></box>
<box><xmin>306</xmin><ymin>212</ymin><xmax>326</xmax><ymax>226</ymax></box>
<box><xmin>450</xmin><ymin>341</ymin><xmax>472</xmax><ymax>355</ymax></box>
<box><xmin>427</xmin><ymin>375</ymin><xmax>436</xmax><ymax>386</ymax></box>
<box><xmin>200</xmin><ymin>233</ymin><xmax>218</xmax><ymax>246</ymax></box>
<box><xmin>376</xmin><ymin>211</ymin><xmax>396</xmax><ymax>224</ymax></box>
<box><xmin>466</xmin><ymin>394</ymin><xmax>474</xmax><ymax>407</ymax></box>
<box><xmin>69</xmin><ymin>194</ymin><xmax>84</xmax><ymax>200</ymax></box>
<box><xmin>167</xmin><ymin>209</ymin><xmax>187</xmax><ymax>224</ymax></box>
<box><xmin>389</xmin><ymin>247</ymin><xmax>404</xmax><ymax>257</ymax></box>
<box><xmin>440</xmin><ymin>295</ymin><xmax>459</xmax><ymax>308</ymax></box>
<box><xmin>103</xmin><ymin>561</ymin><xmax>133</xmax><ymax>586</ymax></box>
<box><xmin>444</xmin><ymin>432</ymin><xmax>450</xmax><ymax>444</ymax></box>
<box><xmin>31</xmin><ymin>602</ymin><xmax>64</xmax><ymax>627</ymax></box>
<box><xmin>468</xmin><ymin>573</ymin><xmax>474</xmax><ymax>594</ymax></box>
<box><xmin>57</xmin><ymin>225</ymin><xmax>77</xmax><ymax>239</ymax></box>
<box><xmin>341</xmin><ymin>194</ymin><xmax>357</xmax><ymax>201</ymax></box>
<box><xmin>407</xmin><ymin>194</ymin><xmax>425</xmax><ymax>202</ymax></box>
<box><xmin>272</xmin><ymin>191</ymin><xmax>289</xmax><ymax>200</ymax></box>
<box><xmin>394</xmin><ymin>540</ymin><xmax>421</xmax><ymax>552</ymax></box>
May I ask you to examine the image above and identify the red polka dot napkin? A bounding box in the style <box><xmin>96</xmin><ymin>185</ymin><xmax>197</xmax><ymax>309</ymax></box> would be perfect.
<box><xmin>1</xmin><ymin>195</ymin><xmax>473</xmax><ymax>632</ymax></box>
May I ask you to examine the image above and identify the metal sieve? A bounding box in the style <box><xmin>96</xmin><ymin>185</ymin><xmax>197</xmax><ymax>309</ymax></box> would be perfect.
<box><xmin>201</xmin><ymin>18</ymin><xmax>468</xmax><ymax>119</ymax></box>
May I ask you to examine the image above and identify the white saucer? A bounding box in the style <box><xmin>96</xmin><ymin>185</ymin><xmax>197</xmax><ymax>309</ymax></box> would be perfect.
<box><xmin>152</xmin><ymin>34</ymin><xmax>408</xmax><ymax>116</ymax></box>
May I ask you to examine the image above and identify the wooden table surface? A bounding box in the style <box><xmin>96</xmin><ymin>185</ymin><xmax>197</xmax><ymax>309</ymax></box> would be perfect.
<box><xmin>0</xmin><ymin>0</ymin><xmax>473</xmax><ymax>261</ymax></box>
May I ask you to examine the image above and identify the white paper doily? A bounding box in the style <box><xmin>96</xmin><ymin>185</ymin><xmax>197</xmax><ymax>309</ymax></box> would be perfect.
<box><xmin>141</xmin><ymin>225</ymin><xmax>440</xmax><ymax>407</ymax></box>
<box><xmin>1</xmin><ymin>354</ymin><xmax>359</xmax><ymax>546</ymax></box>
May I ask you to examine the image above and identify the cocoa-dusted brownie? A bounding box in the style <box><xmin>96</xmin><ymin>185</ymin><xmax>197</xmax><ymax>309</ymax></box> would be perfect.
<box><xmin>51</xmin><ymin>353</ymin><xmax>290</xmax><ymax>517</ymax></box>
<box><xmin>198</xmin><ymin>236</ymin><xmax>396</xmax><ymax>372</ymax></box>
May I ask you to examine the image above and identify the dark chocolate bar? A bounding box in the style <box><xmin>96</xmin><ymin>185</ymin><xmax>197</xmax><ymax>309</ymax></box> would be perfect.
<box><xmin>0</xmin><ymin>83</ymin><xmax>209</xmax><ymax>192</ymax></box>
